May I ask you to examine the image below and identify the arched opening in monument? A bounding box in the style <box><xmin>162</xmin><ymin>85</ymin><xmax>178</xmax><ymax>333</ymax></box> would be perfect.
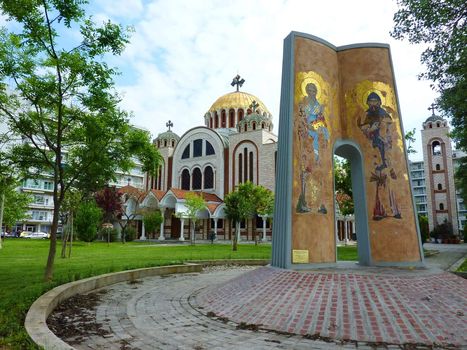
<box><xmin>334</xmin><ymin>142</ymin><xmax>371</xmax><ymax>266</ymax></box>
<box><xmin>333</xmin><ymin>155</ymin><xmax>356</xmax><ymax>256</ymax></box>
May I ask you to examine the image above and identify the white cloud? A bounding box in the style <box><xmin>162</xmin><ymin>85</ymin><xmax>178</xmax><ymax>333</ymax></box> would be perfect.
<box><xmin>90</xmin><ymin>0</ymin><xmax>437</xmax><ymax>159</ymax></box>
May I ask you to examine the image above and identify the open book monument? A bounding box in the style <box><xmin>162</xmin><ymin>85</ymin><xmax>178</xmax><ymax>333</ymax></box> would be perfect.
<box><xmin>271</xmin><ymin>32</ymin><xmax>424</xmax><ymax>268</ymax></box>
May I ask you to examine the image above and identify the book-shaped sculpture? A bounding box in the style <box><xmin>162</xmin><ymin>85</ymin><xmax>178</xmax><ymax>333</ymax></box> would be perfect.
<box><xmin>272</xmin><ymin>32</ymin><xmax>424</xmax><ymax>269</ymax></box>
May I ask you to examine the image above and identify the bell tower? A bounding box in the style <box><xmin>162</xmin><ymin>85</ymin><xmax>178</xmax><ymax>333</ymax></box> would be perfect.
<box><xmin>420</xmin><ymin>105</ymin><xmax>459</xmax><ymax>234</ymax></box>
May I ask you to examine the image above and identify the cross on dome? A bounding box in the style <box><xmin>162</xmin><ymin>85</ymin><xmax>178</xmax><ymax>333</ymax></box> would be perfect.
<box><xmin>249</xmin><ymin>100</ymin><xmax>259</xmax><ymax>113</ymax></box>
<box><xmin>428</xmin><ymin>103</ymin><xmax>436</xmax><ymax>116</ymax></box>
<box><xmin>231</xmin><ymin>74</ymin><xmax>245</xmax><ymax>92</ymax></box>
<box><xmin>166</xmin><ymin>120</ymin><xmax>173</xmax><ymax>131</ymax></box>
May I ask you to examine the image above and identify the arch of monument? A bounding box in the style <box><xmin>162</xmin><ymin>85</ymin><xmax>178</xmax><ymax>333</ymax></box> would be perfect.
<box><xmin>271</xmin><ymin>32</ymin><xmax>424</xmax><ymax>269</ymax></box>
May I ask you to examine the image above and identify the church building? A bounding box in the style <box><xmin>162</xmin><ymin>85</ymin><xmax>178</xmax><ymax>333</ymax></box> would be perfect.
<box><xmin>128</xmin><ymin>76</ymin><xmax>278</xmax><ymax>240</ymax></box>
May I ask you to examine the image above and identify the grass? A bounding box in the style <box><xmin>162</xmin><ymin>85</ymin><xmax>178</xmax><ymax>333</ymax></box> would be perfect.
<box><xmin>0</xmin><ymin>239</ymin><xmax>357</xmax><ymax>349</ymax></box>
<box><xmin>457</xmin><ymin>258</ymin><xmax>467</xmax><ymax>272</ymax></box>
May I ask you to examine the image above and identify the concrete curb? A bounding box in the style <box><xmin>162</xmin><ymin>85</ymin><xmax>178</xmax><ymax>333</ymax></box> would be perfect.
<box><xmin>188</xmin><ymin>259</ymin><xmax>270</xmax><ymax>266</ymax></box>
<box><xmin>25</xmin><ymin>264</ymin><xmax>202</xmax><ymax>350</ymax></box>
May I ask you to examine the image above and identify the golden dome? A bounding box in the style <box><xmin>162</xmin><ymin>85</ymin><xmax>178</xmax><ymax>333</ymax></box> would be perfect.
<box><xmin>208</xmin><ymin>91</ymin><xmax>270</xmax><ymax>114</ymax></box>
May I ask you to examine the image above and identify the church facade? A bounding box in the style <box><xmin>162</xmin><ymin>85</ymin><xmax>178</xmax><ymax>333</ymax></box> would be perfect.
<box><xmin>130</xmin><ymin>81</ymin><xmax>278</xmax><ymax>240</ymax></box>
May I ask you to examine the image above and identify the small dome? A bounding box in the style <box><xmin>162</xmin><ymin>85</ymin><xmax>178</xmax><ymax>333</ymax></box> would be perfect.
<box><xmin>425</xmin><ymin>114</ymin><xmax>444</xmax><ymax>123</ymax></box>
<box><xmin>237</xmin><ymin>111</ymin><xmax>273</xmax><ymax>132</ymax></box>
<box><xmin>154</xmin><ymin>130</ymin><xmax>180</xmax><ymax>148</ymax></box>
<box><xmin>208</xmin><ymin>91</ymin><xmax>270</xmax><ymax>114</ymax></box>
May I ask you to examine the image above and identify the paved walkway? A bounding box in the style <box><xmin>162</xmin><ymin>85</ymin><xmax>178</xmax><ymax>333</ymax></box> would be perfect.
<box><xmin>49</xmin><ymin>245</ymin><xmax>467</xmax><ymax>350</ymax></box>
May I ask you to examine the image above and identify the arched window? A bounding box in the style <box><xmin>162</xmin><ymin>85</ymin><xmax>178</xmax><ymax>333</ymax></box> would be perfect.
<box><xmin>439</xmin><ymin>203</ymin><xmax>444</xmax><ymax>211</ymax></box>
<box><xmin>182</xmin><ymin>145</ymin><xmax>190</xmax><ymax>159</ymax></box>
<box><xmin>206</xmin><ymin>141</ymin><xmax>215</xmax><ymax>155</ymax></box>
<box><xmin>238</xmin><ymin>109</ymin><xmax>244</xmax><ymax>123</ymax></box>
<box><xmin>192</xmin><ymin>168</ymin><xmax>202</xmax><ymax>190</ymax></box>
<box><xmin>261</xmin><ymin>123</ymin><xmax>265</xmax><ymax>129</ymax></box>
<box><xmin>244</xmin><ymin>124</ymin><xmax>247</xmax><ymax>132</ymax></box>
<box><xmin>429</xmin><ymin>123</ymin><xmax>432</xmax><ymax>128</ymax></box>
<box><xmin>437</xmin><ymin>183</ymin><xmax>442</xmax><ymax>190</ymax></box>
<box><xmin>229</xmin><ymin>109</ymin><xmax>235</xmax><ymax>128</ymax></box>
<box><xmin>436</xmin><ymin>122</ymin><xmax>440</xmax><ymax>127</ymax></box>
<box><xmin>247</xmin><ymin>108</ymin><xmax>252</xmax><ymax>115</ymax></box>
<box><xmin>171</xmin><ymin>140</ymin><xmax>175</xmax><ymax>147</ymax></box>
<box><xmin>435</xmin><ymin>164</ymin><xmax>441</xmax><ymax>171</ymax></box>
<box><xmin>238</xmin><ymin>153</ymin><xmax>243</xmax><ymax>183</ymax></box>
<box><xmin>243</xmin><ymin>147</ymin><xmax>248</xmax><ymax>182</ymax></box>
<box><xmin>274</xmin><ymin>151</ymin><xmax>277</xmax><ymax>172</ymax></box>
<box><xmin>214</xmin><ymin>112</ymin><xmax>219</xmax><ymax>128</ymax></box>
<box><xmin>157</xmin><ymin>140</ymin><xmax>160</xmax><ymax>148</ymax></box>
<box><xmin>249</xmin><ymin>151</ymin><xmax>254</xmax><ymax>182</ymax></box>
<box><xmin>164</xmin><ymin>140</ymin><xmax>167</xmax><ymax>147</ymax></box>
<box><xmin>193</xmin><ymin>139</ymin><xmax>202</xmax><ymax>157</ymax></box>
<box><xmin>432</xmin><ymin>141</ymin><xmax>441</xmax><ymax>155</ymax></box>
<box><xmin>209</xmin><ymin>117</ymin><xmax>213</xmax><ymax>128</ymax></box>
<box><xmin>221</xmin><ymin>110</ymin><xmax>226</xmax><ymax>127</ymax></box>
<box><xmin>204</xmin><ymin>166</ymin><xmax>214</xmax><ymax>189</ymax></box>
<box><xmin>252</xmin><ymin>122</ymin><xmax>256</xmax><ymax>130</ymax></box>
<box><xmin>157</xmin><ymin>166</ymin><xmax>162</xmax><ymax>190</ymax></box>
<box><xmin>181</xmin><ymin>169</ymin><xmax>190</xmax><ymax>190</ymax></box>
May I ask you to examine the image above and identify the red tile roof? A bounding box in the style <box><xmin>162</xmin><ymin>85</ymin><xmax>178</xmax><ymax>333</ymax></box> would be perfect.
<box><xmin>206</xmin><ymin>203</ymin><xmax>222</xmax><ymax>214</ymax></box>
<box><xmin>150</xmin><ymin>189</ymin><xmax>165</xmax><ymax>201</ymax></box>
<box><xmin>170</xmin><ymin>188</ymin><xmax>222</xmax><ymax>203</ymax></box>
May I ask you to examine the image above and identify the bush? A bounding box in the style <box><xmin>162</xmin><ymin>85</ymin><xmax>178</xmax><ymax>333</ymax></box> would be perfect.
<box><xmin>125</xmin><ymin>226</ymin><xmax>138</xmax><ymax>241</ymax></box>
<box><xmin>418</xmin><ymin>215</ymin><xmax>429</xmax><ymax>243</ymax></box>
<box><xmin>75</xmin><ymin>200</ymin><xmax>102</xmax><ymax>242</ymax></box>
<box><xmin>98</xmin><ymin>227</ymin><xmax>119</xmax><ymax>242</ymax></box>
<box><xmin>430</xmin><ymin>219</ymin><xmax>454</xmax><ymax>241</ymax></box>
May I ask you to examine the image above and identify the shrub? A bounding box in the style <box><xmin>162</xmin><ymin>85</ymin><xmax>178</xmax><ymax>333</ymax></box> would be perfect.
<box><xmin>125</xmin><ymin>226</ymin><xmax>138</xmax><ymax>241</ymax></box>
<box><xmin>418</xmin><ymin>215</ymin><xmax>429</xmax><ymax>243</ymax></box>
<box><xmin>98</xmin><ymin>227</ymin><xmax>119</xmax><ymax>242</ymax></box>
<box><xmin>430</xmin><ymin>220</ymin><xmax>454</xmax><ymax>241</ymax></box>
<box><xmin>75</xmin><ymin>200</ymin><xmax>102</xmax><ymax>242</ymax></box>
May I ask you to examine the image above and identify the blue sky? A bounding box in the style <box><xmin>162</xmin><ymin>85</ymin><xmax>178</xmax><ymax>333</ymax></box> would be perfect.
<box><xmin>4</xmin><ymin>0</ymin><xmax>440</xmax><ymax>161</ymax></box>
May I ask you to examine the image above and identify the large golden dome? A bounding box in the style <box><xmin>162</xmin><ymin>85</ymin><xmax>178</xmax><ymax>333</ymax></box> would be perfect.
<box><xmin>208</xmin><ymin>91</ymin><xmax>270</xmax><ymax>114</ymax></box>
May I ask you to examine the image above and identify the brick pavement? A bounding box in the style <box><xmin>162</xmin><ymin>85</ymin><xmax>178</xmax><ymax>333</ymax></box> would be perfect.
<box><xmin>197</xmin><ymin>266</ymin><xmax>467</xmax><ymax>348</ymax></box>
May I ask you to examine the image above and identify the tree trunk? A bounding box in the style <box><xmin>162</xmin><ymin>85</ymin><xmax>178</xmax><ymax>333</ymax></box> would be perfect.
<box><xmin>68</xmin><ymin>213</ymin><xmax>73</xmax><ymax>258</ymax></box>
<box><xmin>60</xmin><ymin>219</ymin><xmax>68</xmax><ymax>258</ymax></box>
<box><xmin>44</xmin><ymin>200</ymin><xmax>60</xmax><ymax>281</ymax></box>
<box><xmin>0</xmin><ymin>191</ymin><xmax>5</xmax><ymax>250</ymax></box>
<box><xmin>232</xmin><ymin>221</ymin><xmax>238</xmax><ymax>251</ymax></box>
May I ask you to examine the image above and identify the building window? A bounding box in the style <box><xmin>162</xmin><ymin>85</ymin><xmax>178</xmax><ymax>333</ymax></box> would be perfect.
<box><xmin>215</xmin><ymin>112</ymin><xmax>219</xmax><ymax>128</ymax></box>
<box><xmin>252</xmin><ymin>122</ymin><xmax>256</xmax><ymax>130</ymax></box>
<box><xmin>432</xmin><ymin>141</ymin><xmax>441</xmax><ymax>155</ymax></box>
<box><xmin>436</xmin><ymin>122</ymin><xmax>440</xmax><ymax>127</ymax></box>
<box><xmin>206</xmin><ymin>141</ymin><xmax>215</xmax><ymax>155</ymax></box>
<box><xmin>229</xmin><ymin>109</ymin><xmax>235</xmax><ymax>128</ymax></box>
<box><xmin>171</xmin><ymin>140</ymin><xmax>175</xmax><ymax>147</ymax></box>
<box><xmin>439</xmin><ymin>203</ymin><xmax>444</xmax><ymax>210</ymax></box>
<box><xmin>209</xmin><ymin>117</ymin><xmax>213</xmax><ymax>128</ymax></box>
<box><xmin>164</xmin><ymin>140</ymin><xmax>167</xmax><ymax>147</ymax></box>
<box><xmin>239</xmin><ymin>153</ymin><xmax>243</xmax><ymax>183</ymax></box>
<box><xmin>435</xmin><ymin>164</ymin><xmax>441</xmax><ymax>171</ymax></box>
<box><xmin>182</xmin><ymin>145</ymin><xmax>190</xmax><ymax>159</ymax></box>
<box><xmin>429</xmin><ymin>123</ymin><xmax>432</xmax><ymax>128</ymax></box>
<box><xmin>181</xmin><ymin>169</ymin><xmax>190</xmax><ymax>190</ymax></box>
<box><xmin>192</xmin><ymin>168</ymin><xmax>202</xmax><ymax>190</ymax></box>
<box><xmin>244</xmin><ymin>124</ymin><xmax>247</xmax><ymax>132</ymax></box>
<box><xmin>43</xmin><ymin>181</ymin><xmax>53</xmax><ymax>190</ymax></box>
<box><xmin>238</xmin><ymin>109</ymin><xmax>244</xmax><ymax>123</ymax></box>
<box><xmin>221</xmin><ymin>110</ymin><xmax>226</xmax><ymax>127</ymax></box>
<box><xmin>249</xmin><ymin>151</ymin><xmax>254</xmax><ymax>182</ymax></box>
<box><xmin>204</xmin><ymin>166</ymin><xmax>214</xmax><ymax>189</ymax></box>
<box><xmin>437</xmin><ymin>183</ymin><xmax>442</xmax><ymax>190</ymax></box>
<box><xmin>244</xmin><ymin>147</ymin><xmax>248</xmax><ymax>183</ymax></box>
<box><xmin>193</xmin><ymin>139</ymin><xmax>203</xmax><ymax>157</ymax></box>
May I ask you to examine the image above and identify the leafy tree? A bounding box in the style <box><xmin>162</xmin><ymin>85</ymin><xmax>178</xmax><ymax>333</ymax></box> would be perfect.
<box><xmin>143</xmin><ymin>210</ymin><xmax>162</xmax><ymax>239</ymax></box>
<box><xmin>95</xmin><ymin>186</ymin><xmax>123</xmax><ymax>223</ymax></box>
<box><xmin>183</xmin><ymin>192</ymin><xmax>207</xmax><ymax>245</ymax></box>
<box><xmin>0</xmin><ymin>180</ymin><xmax>31</xmax><ymax>230</ymax></box>
<box><xmin>418</xmin><ymin>215</ymin><xmax>429</xmax><ymax>243</ymax></box>
<box><xmin>0</xmin><ymin>1</ymin><xmax>162</xmax><ymax>280</ymax></box>
<box><xmin>405</xmin><ymin>128</ymin><xmax>417</xmax><ymax>155</ymax></box>
<box><xmin>392</xmin><ymin>0</ymin><xmax>467</xmax><ymax>201</ymax></box>
<box><xmin>224</xmin><ymin>182</ymin><xmax>273</xmax><ymax>250</ymax></box>
<box><xmin>75</xmin><ymin>200</ymin><xmax>102</xmax><ymax>243</ymax></box>
<box><xmin>334</xmin><ymin>157</ymin><xmax>354</xmax><ymax>215</ymax></box>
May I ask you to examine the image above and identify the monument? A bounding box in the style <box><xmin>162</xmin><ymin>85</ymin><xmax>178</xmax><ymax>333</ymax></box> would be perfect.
<box><xmin>271</xmin><ymin>32</ymin><xmax>424</xmax><ymax>268</ymax></box>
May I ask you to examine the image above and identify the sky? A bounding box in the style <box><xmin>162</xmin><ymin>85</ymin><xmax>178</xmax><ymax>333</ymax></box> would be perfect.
<box><xmin>4</xmin><ymin>0</ymin><xmax>440</xmax><ymax>161</ymax></box>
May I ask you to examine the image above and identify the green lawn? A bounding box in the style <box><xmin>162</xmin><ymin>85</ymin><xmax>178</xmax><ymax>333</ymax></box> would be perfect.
<box><xmin>0</xmin><ymin>239</ymin><xmax>357</xmax><ymax>348</ymax></box>
<box><xmin>457</xmin><ymin>258</ymin><xmax>467</xmax><ymax>272</ymax></box>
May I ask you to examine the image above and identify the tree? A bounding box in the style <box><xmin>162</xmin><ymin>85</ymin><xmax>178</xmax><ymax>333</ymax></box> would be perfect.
<box><xmin>0</xmin><ymin>1</ymin><xmax>162</xmax><ymax>280</ymax></box>
<box><xmin>405</xmin><ymin>128</ymin><xmax>417</xmax><ymax>155</ymax></box>
<box><xmin>75</xmin><ymin>200</ymin><xmax>102</xmax><ymax>243</ymax></box>
<box><xmin>392</xmin><ymin>0</ymin><xmax>467</xmax><ymax>201</ymax></box>
<box><xmin>143</xmin><ymin>210</ymin><xmax>162</xmax><ymax>239</ymax></box>
<box><xmin>334</xmin><ymin>157</ymin><xmax>354</xmax><ymax>215</ymax></box>
<box><xmin>95</xmin><ymin>187</ymin><xmax>123</xmax><ymax>224</ymax></box>
<box><xmin>183</xmin><ymin>192</ymin><xmax>207</xmax><ymax>245</ymax></box>
<box><xmin>224</xmin><ymin>182</ymin><xmax>271</xmax><ymax>250</ymax></box>
<box><xmin>1</xmin><ymin>183</ymin><xmax>32</xmax><ymax>229</ymax></box>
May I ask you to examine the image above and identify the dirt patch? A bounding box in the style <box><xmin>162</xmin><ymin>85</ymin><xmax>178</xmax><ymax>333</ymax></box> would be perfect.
<box><xmin>47</xmin><ymin>289</ymin><xmax>110</xmax><ymax>345</ymax></box>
